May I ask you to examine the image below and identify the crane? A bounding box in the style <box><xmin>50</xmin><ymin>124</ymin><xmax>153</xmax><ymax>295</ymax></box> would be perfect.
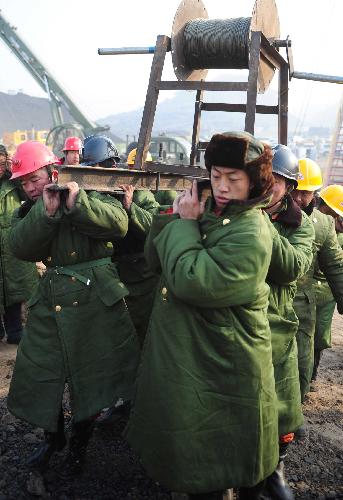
<box><xmin>0</xmin><ymin>10</ymin><xmax>109</xmax><ymax>153</ymax></box>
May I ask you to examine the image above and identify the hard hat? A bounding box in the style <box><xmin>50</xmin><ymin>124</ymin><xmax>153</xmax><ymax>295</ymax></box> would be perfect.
<box><xmin>319</xmin><ymin>184</ymin><xmax>343</xmax><ymax>217</ymax></box>
<box><xmin>127</xmin><ymin>148</ymin><xmax>152</xmax><ymax>166</ymax></box>
<box><xmin>272</xmin><ymin>144</ymin><xmax>298</xmax><ymax>187</ymax></box>
<box><xmin>81</xmin><ymin>135</ymin><xmax>120</xmax><ymax>166</ymax></box>
<box><xmin>11</xmin><ymin>141</ymin><xmax>59</xmax><ymax>180</ymax></box>
<box><xmin>62</xmin><ymin>136</ymin><xmax>82</xmax><ymax>152</ymax></box>
<box><xmin>297</xmin><ymin>158</ymin><xmax>322</xmax><ymax>191</ymax></box>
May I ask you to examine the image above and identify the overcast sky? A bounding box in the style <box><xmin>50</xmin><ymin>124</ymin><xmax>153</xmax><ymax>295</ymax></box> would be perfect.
<box><xmin>0</xmin><ymin>0</ymin><xmax>342</xmax><ymax>125</ymax></box>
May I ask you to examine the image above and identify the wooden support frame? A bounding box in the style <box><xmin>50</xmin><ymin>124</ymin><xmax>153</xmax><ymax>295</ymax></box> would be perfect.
<box><xmin>135</xmin><ymin>31</ymin><xmax>289</xmax><ymax>174</ymax></box>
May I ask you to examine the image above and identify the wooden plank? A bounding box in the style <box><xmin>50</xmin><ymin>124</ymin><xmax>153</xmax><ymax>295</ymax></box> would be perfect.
<box><xmin>202</xmin><ymin>103</ymin><xmax>279</xmax><ymax>114</ymax></box>
<box><xmin>245</xmin><ymin>31</ymin><xmax>261</xmax><ymax>134</ymax></box>
<box><xmin>190</xmin><ymin>89</ymin><xmax>204</xmax><ymax>165</ymax></box>
<box><xmin>58</xmin><ymin>166</ymin><xmax>207</xmax><ymax>192</ymax></box>
<box><xmin>135</xmin><ymin>35</ymin><xmax>170</xmax><ymax>171</ymax></box>
<box><xmin>278</xmin><ymin>62</ymin><xmax>289</xmax><ymax>145</ymax></box>
<box><xmin>157</xmin><ymin>81</ymin><xmax>249</xmax><ymax>92</ymax></box>
<box><xmin>146</xmin><ymin>161</ymin><xmax>208</xmax><ymax>177</ymax></box>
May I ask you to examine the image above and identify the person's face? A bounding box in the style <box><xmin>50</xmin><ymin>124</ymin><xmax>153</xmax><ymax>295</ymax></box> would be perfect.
<box><xmin>65</xmin><ymin>150</ymin><xmax>80</xmax><ymax>165</ymax></box>
<box><xmin>319</xmin><ymin>203</ymin><xmax>343</xmax><ymax>232</ymax></box>
<box><xmin>20</xmin><ymin>167</ymin><xmax>50</xmax><ymax>201</ymax></box>
<box><xmin>211</xmin><ymin>166</ymin><xmax>251</xmax><ymax>208</ymax></box>
<box><xmin>269</xmin><ymin>173</ymin><xmax>288</xmax><ymax>206</ymax></box>
<box><xmin>291</xmin><ymin>189</ymin><xmax>315</xmax><ymax>210</ymax></box>
<box><xmin>0</xmin><ymin>154</ymin><xmax>8</xmax><ymax>179</ymax></box>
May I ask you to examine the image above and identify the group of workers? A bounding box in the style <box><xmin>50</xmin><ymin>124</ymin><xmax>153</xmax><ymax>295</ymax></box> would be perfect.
<box><xmin>1</xmin><ymin>131</ymin><xmax>343</xmax><ymax>500</ymax></box>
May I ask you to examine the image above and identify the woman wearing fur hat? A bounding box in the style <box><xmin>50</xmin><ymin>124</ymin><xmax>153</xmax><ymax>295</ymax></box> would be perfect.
<box><xmin>126</xmin><ymin>132</ymin><xmax>280</xmax><ymax>499</ymax></box>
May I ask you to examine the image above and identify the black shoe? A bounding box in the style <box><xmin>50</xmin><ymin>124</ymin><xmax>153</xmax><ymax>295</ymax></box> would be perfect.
<box><xmin>25</xmin><ymin>411</ymin><xmax>66</xmax><ymax>471</ymax></box>
<box><xmin>62</xmin><ymin>419</ymin><xmax>94</xmax><ymax>477</ymax></box>
<box><xmin>238</xmin><ymin>480</ymin><xmax>266</xmax><ymax>499</ymax></box>
<box><xmin>264</xmin><ymin>461</ymin><xmax>294</xmax><ymax>500</ymax></box>
<box><xmin>25</xmin><ymin>431</ymin><xmax>66</xmax><ymax>470</ymax></box>
<box><xmin>294</xmin><ymin>425</ymin><xmax>307</xmax><ymax>441</ymax></box>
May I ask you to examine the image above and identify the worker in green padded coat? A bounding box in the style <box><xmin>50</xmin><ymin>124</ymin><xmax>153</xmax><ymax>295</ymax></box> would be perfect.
<box><xmin>291</xmin><ymin>159</ymin><xmax>343</xmax><ymax>436</ymax></box>
<box><xmin>311</xmin><ymin>184</ymin><xmax>343</xmax><ymax>384</ymax></box>
<box><xmin>263</xmin><ymin>145</ymin><xmax>314</xmax><ymax>500</ymax></box>
<box><xmin>0</xmin><ymin>144</ymin><xmax>38</xmax><ymax>344</ymax></box>
<box><xmin>7</xmin><ymin>138</ymin><xmax>140</xmax><ymax>474</ymax></box>
<box><xmin>126</xmin><ymin>132</ymin><xmax>280</xmax><ymax>500</ymax></box>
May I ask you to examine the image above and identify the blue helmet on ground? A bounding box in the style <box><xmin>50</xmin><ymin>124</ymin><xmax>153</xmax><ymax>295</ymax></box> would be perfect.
<box><xmin>272</xmin><ymin>144</ymin><xmax>299</xmax><ymax>187</ymax></box>
<box><xmin>81</xmin><ymin>135</ymin><xmax>120</xmax><ymax>166</ymax></box>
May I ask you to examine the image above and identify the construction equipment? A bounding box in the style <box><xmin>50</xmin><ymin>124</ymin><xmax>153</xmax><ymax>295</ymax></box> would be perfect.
<box><xmin>99</xmin><ymin>0</ymin><xmax>343</xmax><ymax>181</ymax></box>
<box><xmin>325</xmin><ymin>93</ymin><xmax>343</xmax><ymax>185</ymax></box>
<box><xmin>0</xmin><ymin>10</ymin><xmax>108</xmax><ymax>154</ymax></box>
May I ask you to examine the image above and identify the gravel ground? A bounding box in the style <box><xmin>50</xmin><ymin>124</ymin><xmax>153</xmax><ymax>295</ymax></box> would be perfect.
<box><xmin>0</xmin><ymin>313</ymin><xmax>342</xmax><ymax>499</ymax></box>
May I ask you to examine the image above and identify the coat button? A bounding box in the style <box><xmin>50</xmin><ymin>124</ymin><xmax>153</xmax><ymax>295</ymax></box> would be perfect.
<box><xmin>73</xmin><ymin>301</ymin><xmax>78</xmax><ymax>307</ymax></box>
<box><xmin>70</xmin><ymin>251</ymin><xmax>77</xmax><ymax>257</ymax></box>
<box><xmin>161</xmin><ymin>287</ymin><xmax>167</xmax><ymax>296</ymax></box>
<box><xmin>118</xmin><ymin>282</ymin><xmax>125</xmax><ymax>288</ymax></box>
<box><xmin>202</xmin><ymin>234</ymin><xmax>207</xmax><ymax>240</ymax></box>
<box><xmin>223</xmin><ymin>219</ymin><xmax>230</xmax><ymax>225</ymax></box>
<box><xmin>313</xmin><ymin>217</ymin><xmax>317</xmax><ymax>223</ymax></box>
<box><xmin>46</xmin><ymin>256</ymin><xmax>52</xmax><ymax>262</ymax></box>
<box><xmin>55</xmin><ymin>305</ymin><xmax>62</xmax><ymax>312</ymax></box>
<box><xmin>71</xmin><ymin>276</ymin><xmax>76</xmax><ymax>282</ymax></box>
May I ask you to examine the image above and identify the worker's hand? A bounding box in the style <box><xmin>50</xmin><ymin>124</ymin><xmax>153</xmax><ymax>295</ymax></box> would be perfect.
<box><xmin>119</xmin><ymin>184</ymin><xmax>134</xmax><ymax>211</ymax></box>
<box><xmin>177</xmin><ymin>181</ymin><xmax>205</xmax><ymax>220</ymax></box>
<box><xmin>65</xmin><ymin>182</ymin><xmax>80</xmax><ymax>210</ymax></box>
<box><xmin>43</xmin><ymin>184</ymin><xmax>61</xmax><ymax>216</ymax></box>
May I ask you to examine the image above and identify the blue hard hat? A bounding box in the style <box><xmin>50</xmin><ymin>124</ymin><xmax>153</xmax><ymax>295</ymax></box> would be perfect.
<box><xmin>272</xmin><ymin>144</ymin><xmax>299</xmax><ymax>186</ymax></box>
<box><xmin>81</xmin><ymin>135</ymin><xmax>120</xmax><ymax>166</ymax></box>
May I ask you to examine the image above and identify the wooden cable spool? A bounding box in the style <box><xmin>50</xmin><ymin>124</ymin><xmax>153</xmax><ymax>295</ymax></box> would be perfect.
<box><xmin>171</xmin><ymin>0</ymin><xmax>280</xmax><ymax>93</ymax></box>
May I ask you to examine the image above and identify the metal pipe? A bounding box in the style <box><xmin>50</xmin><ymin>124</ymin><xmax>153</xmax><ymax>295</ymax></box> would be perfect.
<box><xmin>292</xmin><ymin>71</ymin><xmax>343</xmax><ymax>84</ymax></box>
<box><xmin>98</xmin><ymin>46</ymin><xmax>155</xmax><ymax>55</ymax></box>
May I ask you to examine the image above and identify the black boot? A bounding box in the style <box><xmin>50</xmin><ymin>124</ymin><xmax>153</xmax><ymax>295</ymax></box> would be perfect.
<box><xmin>25</xmin><ymin>411</ymin><xmax>66</xmax><ymax>470</ymax></box>
<box><xmin>62</xmin><ymin>418</ymin><xmax>94</xmax><ymax>476</ymax></box>
<box><xmin>264</xmin><ymin>442</ymin><xmax>294</xmax><ymax>500</ymax></box>
<box><xmin>238</xmin><ymin>480</ymin><xmax>266</xmax><ymax>499</ymax></box>
<box><xmin>188</xmin><ymin>491</ymin><xmax>223</xmax><ymax>500</ymax></box>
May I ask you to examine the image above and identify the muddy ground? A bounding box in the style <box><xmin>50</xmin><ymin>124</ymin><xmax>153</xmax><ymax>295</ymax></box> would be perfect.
<box><xmin>0</xmin><ymin>313</ymin><xmax>342</xmax><ymax>499</ymax></box>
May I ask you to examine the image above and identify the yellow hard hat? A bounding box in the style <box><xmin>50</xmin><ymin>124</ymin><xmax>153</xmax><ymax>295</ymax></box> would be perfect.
<box><xmin>127</xmin><ymin>148</ymin><xmax>152</xmax><ymax>166</ymax></box>
<box><xmin>297</xmin><ymin>158</ymin><xmax>323</xmax><ymax>191</ymax></box>
<box><xmin>319</xmin><ymin>184</ymin><xmax>343</xmax><ymax>217</ymax></box>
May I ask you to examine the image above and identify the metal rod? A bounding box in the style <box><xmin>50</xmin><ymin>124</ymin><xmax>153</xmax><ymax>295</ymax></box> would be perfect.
<box><xmin>272</xmin><ymin>39</ymin><xmax>292</xmax><ymax>48</ymax></box>
<box><xmin>98</xmin><ymin>46</ymin><xmax>155</xmax><ymax>55</ymax></box>
<box><xmin>292</xmin><ymin>71</ymin><xmax>343</xmax><ymax>84</ymax></box>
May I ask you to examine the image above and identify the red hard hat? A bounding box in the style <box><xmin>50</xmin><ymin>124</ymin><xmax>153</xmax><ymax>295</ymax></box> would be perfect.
<box><xmin>62</xmin><ymin>136</ymin><xmax>82</xmax><ymax>152</ymax></box>
<box><xmin>10</xmin><ymin>141</ymin><xmax>59</xmax><ymax>180</ymax></box>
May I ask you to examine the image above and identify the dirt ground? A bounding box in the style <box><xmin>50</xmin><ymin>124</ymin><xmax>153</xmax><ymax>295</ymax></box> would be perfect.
<box><xmin>0</xmin><ymin>314</ymin><xmax>342</xmax><ymax>499</ymax></box>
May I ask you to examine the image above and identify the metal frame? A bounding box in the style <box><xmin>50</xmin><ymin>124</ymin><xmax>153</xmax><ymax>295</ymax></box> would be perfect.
<box><xmin>135</xmin><ymin>32</ymin><xmax>289</xmax><ymax>172</ymax></box>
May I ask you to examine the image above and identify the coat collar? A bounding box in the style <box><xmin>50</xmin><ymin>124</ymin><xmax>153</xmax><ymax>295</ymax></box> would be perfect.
<box><xmin>270</xmin><ymin>194</ymin><xmax>302</xmax><ymax>228</ymax></box>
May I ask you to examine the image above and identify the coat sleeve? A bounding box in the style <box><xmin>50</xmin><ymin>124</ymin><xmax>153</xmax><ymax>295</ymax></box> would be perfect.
<box><xmin>9</xmin><ymin>198</ymin><xmax>62</xmax><ymax>262</ymax></box>
<box><xmin>144</xmin><ymin>213</ymin><xmax>179</xmax><ymax>273</ymax></box>
<box><xmin>318</xmin><ymin>217</ymin><xmax>343</xmax><ymax>313</ymax></box>
<box><xmin>65</xmin><ymin>189</ymin><xmax>128</xmax><ymax>240</ymax></box>
<box><xmin>128</xmin><ymin>190</ymin><xmax>160</xmax><ymax>237</ymax></box>
<box><xmin>266</xmin><ymin>213</ymin><xmax>315</xmax><ymax>286</ymax></box>
<box><xmin>152</xmin><ymin>215</ymin><xmax>271</xmax><ymax>308</ymax></box>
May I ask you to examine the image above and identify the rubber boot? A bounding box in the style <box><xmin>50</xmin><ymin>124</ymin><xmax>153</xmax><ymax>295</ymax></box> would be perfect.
<box><xmin>62</xmin><ymin>418</ymin><xmax>94</xmax><ymax>476</ymax></box>
<box><xmin>188</xmin><ymin>491</ymin><xmax>223</xmax><ymax>500</ymax></box>
<box><xmin>264</xmin><ymin>441</ymin><xmax>294</xmax><ymax>500</ymax></box>
<box><xmin>238</xmin><ymin>480</ymin><xmax>266</xmax><ymax>499</ymax></box>
<box><xmin>25</xmin><ymin>410</ymin><xmax>66</xmax><ymax>470</ymax></box>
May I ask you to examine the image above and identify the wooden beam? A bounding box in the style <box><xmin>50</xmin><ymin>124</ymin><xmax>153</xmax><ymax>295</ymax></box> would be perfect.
<box><xmin>202</xmin><ymin>103</ymin><xmax>279</xmax><ymax>114</ymax></box>
<box><xmin>190</xmin><ymin>90</ymin><xmax>204</xmax><ymax>165</ymax></box>
<box><xmin>245</xmin><ymin>31</ymin><xmax>261</xmax><ymax>134</ymax></box>
<box><xmin>135</xmin><ymin>35</ymin><xmax>170</xmax><ymax>171</ymax></box>
<box><xmin>156</xmin><ymin>81</ymin><xmax>249</xmax><ymax>92</ymax></box>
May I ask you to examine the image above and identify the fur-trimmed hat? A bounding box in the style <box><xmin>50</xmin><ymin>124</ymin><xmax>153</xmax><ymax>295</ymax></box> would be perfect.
<box><xmin>204</xmin><ymin>131</ymin><xmax>265</xmax><ymax>171</ymax></box>
<box><xmin>0</xmin><ymin>144</ymin><xmax>8</xmax><ymax>157</ymax></box>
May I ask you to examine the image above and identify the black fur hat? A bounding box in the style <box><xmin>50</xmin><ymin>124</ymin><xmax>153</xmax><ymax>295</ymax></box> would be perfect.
<box><xmin>204</xmin><ymin>131</ymin><xmax>265</xmax><ymax>171</ymax></box>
